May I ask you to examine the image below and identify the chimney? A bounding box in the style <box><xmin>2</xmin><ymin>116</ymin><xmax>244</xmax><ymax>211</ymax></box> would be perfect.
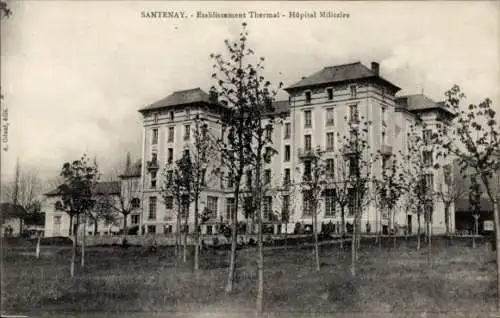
<box><xmin>371</xmin><ymin>62</ymin><xmax>380</xmax><ymax>76</ymax></box>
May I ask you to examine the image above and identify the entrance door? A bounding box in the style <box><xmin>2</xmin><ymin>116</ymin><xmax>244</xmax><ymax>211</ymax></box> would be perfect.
<box><xmin>407</xmin><ymin>214</ymin><xmax>412</xmax><ymax>234</ymax></box>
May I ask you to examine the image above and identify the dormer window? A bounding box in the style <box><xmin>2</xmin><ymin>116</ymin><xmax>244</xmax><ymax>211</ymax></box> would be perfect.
<box><xmin>327</xmin><ymin>88</ymin><xmax>333</xmax><ymax>100</ymax></box>
<box><xmin>153</xmin><ymin>113</ymin><xmax>159</xmax><ymax>124</ymax></box>
<box><xmin>350</xmin><ymin>85</ymin><xmax>357</xmax><ymax>98</ymax></box>
<box><xmin>169</xmin><ymin>111</ymin><xmax>174</xmax><ymax>121</ymax></box>
<box><xmin>305</xmin><ymin>91</ymin><xmax>312</xmax><ymax>104</ymax></box>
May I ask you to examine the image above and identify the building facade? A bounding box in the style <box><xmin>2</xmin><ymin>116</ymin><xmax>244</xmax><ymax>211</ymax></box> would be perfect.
<box><xmin>137</xmin><ymin>61</ymin><xmax>456</xmax><ymax>236</ymax></box>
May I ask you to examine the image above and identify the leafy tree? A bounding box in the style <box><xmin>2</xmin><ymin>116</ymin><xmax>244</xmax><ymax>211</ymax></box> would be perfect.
<box><xmin>1</xmin><ymin>0</ymin><xmax>11</xmax><ymax>18</ymax></box>
<box><xmin>210</xmin><ymin>22</ymin><xmax>282</xmax><ymax>313</ymax></box>
<box><xmin>373</xmin><ymin>152</ymin><xmax>404</xmax><ymax>248</ymax></box>
<box><xmin>338</xmin><ymin>119</ymin><xmax>373</xmax><ymax>275</ymax></box>
<box><xmin>435</xmin><ymin>163</ymin><xmax>467</xmax><ymax>236</ymax></box>
<box><xmin>297</xmin><ymin>146</ymin><xmax>327</xmax><ymax>272</ymax></box>
<box><xmin>401</xmin><ymin>123</ymin><xmax>433</xmax><ymax>251</ymax></box>
<box><xmin>432</xmin><ymin>85</ymin><xmax>500</xmax><ymax>307</ymax></box>
<box><xmin>58</xmin><ymin>154</ymin><xmax>99</xmax><ymax>277</ymax></box>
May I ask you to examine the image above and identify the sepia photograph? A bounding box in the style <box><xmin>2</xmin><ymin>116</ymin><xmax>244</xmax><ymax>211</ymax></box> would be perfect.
<box><xmin>1</xmin><ymin>1</ymin><xmax>499</xmax><ymax>317</ymax></box>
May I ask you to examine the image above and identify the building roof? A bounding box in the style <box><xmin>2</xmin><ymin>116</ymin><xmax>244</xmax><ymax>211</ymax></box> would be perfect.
<box><xmin>138</xmin><ymin>88</ymin><xmax>212</xmax><ymax>113</ymax></box>
<box><xmin>396</xmin><ymin>94</ymin><xmax>456</xmax><ymax>116</ymax></box>
<box><xmin>263</xmin><ymin>100</ymin><xmax>290</xmax><ymax>117</ymax></box>
<box><xmin>45</xmin><ymin>181</ymin><xmax>121</xmax><ymax>197</ymax></box>
<box><xmin>285</xmin><ymin>62</ymin><xmax>400</xmax><ymax>92</ymax></box>
<box><xmin>0</xmin><ymin>203</ymin><xmax>28</xmax><ymax>224</ymax></box>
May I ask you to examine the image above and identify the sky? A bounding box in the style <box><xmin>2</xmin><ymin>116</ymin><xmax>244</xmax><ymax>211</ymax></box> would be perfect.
<box><xmin>1</xmin><ymin>1</ymin><xmax>499</xmax><ymax>187</ymax></box>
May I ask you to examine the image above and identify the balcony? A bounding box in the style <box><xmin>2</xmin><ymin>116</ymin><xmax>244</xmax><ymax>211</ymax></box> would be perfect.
<box><xmin>298</xmin><ymin>147</ymin><xmax>324</xmax><ymax>158</ymax></box>
<box><xmin>146</xmin><ymin>160</ymin><xmax>159</xmax><ymax>172</ymax></box>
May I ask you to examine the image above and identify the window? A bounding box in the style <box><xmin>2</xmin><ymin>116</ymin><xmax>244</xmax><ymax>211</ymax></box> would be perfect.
<box><xmin>303</xmin><ymin>160</ymin><xmax>312</xmax><ymax>181</ymax></box>
<box><xmin>284</xmin><ymin>145</ymin><xmax>291</xmax><ymax>162</ymax></box>
<box><xmin>382</xmin><ymin>156</ymin><xmax>389</xmax><ymax>170</ymax></box>
<box><xmin>304</xmin><ymin>110</ymin><xmax>312</xmax><ymax>128</ymax></box>
<box><xmin>349</xmin><ymin>157</ymin><xmax>359</xmax><ymax>177</ymax></box>
<box><xmin>168</xmin><ymin>127</ymin><xmax>175</xmax><ymax>142</ymax></box>
<box><xmin>207</xmin><ymin>196</ymin><xmax>218</xmax><ymax>218</ymax></box>
<box><xmin>425</xmin><ymin>173</ymin><xmax>434</xmax><ymax>194</ymax></box>
<box><xmin>349</xmin><ymin>104</ymin><xmax>358</xmax><ymax>122</ymax></box>
<box><xmin>423</xmin><ymin>130</ymin><xmax>432</xmax><ymax>144</ymax></box>
<box><xmin>246</xmin><ymin>170</ymin><xmax>252</xmax><ymax>188</ymax></box>
<box><xmin>284</xmin><ymin>123</ymin><xmax>291</xmax><ymax>139</ymax></box>
<box><xmin>184</xmin><ymin>125</ymin><xmax>191</xmax><ymax>140</ymax></box>
<box><xmin>244</xmin><ymin>197</ymin><xmax>253</xmax><ymax>219</ymax></box>
<box><xmin>382</xmin><ymin>127</ymin><xmax>387</xmax><ymax>144</ymax></box>
<box><xmin>283</xmin><ymin>168</ymin><xmax>291</xmax><ymax>186</ymax></box>
<box><xmin>282</xmin><ymin>195</ymin><xmax>290</xmax><ymax>222</ymax></box>
<box><xmin>264</xmin><ymin>169</ymin><xmax>271</xmax><ymax>184</ymax></box>
<box><xmin>181</xmin><ymin>195</ymin><xmax>189</xmax><ymax>218</ymax></box>
<box><xmin>304</xmin><ymin>135</ymin><xmax>312</xmax><ymax>151</ymax></box>
<box><xmin>186</xmin><ymin>108</ymin><xmax>190</xmax><ymax>119</ymax></box>
<box><xmin>303</xmin><ymin>191</ymin><xmax>312</xmax><ymax>216</ymax></box>
<box><xmin>326</xmin><ymin>159</ymin><xmax>334</xmax><ymax>178</ymax></box>
<box><xmin>264</xmin><ymin>147</ymin><xmax>273</xmax><ymax>164</ymax></box>
<box><xmin>147</xmin><ymin>225</ymin><xmax>156</xmax><ymax>234</ymax></box>
<box><xmin>148</xmin><ymin>197</ymin><xmax>157</xmax><ymax>220</ymax></box>
<box><xmin>348</xmin><ymin>188</ymin><xmax>356</xmax><ymax>216</ymax></box>
<box><xmin>183</xmin><ymin>149</ymin><xmax>190</xmax><ymax>158</ymax></box>
<box><xmin>265</xmin><ymin>124</ymin><xmax>272</xmax><ymax>140</ymax></box>
<box><xmin>350</xmin><ymin>85</ymin><xmax>357</xmax><ymax>98</ymax></box>
<box><xmin>152</xmin><ymin>128</ymin><xmax>158</xmax><ymax>145</ymax></box>
<box><xmin>165</xmin><ymin>196</ymin><xmax>173</xmax><ymax>209</ymax></box>
<box><xmin>263</xmin><ymin>196</ymin><xmax>272</xmax><ymax>220</ymax></box>
<box><xmin>131</xmin><ymin>215</ymin><xmax>140</xmax><ymax>225</ymax></box>
<box><xmin>227</xmin><ymin>172</ymin><xmax>234</xmax><ymax>188</ymax></box>
<box><xmin>131</xmin><ymin>198</ymin><xmax>141</xmax><ymax>208</ymax></box>
<box><xmin>326</xmin><ymin>132</ymin><xmax>335</xmax><ymax>151</ymax></box>
<box><xmin>153</xmin><ymin>113</ymin><xmax>159</xmax><ymax>124</ymax></box>
<box><xmin>54</xmin><ymin>215</ymin><xmax>61</xmax><ymax>225</ymax></box>
<box><xmin>164</xmin><ymin>225</ymin><xmax>173</xmax><ymax>234</ymax></box>
<box><xmin>151</xmin><ymin>153</ymin><xmax>158</xmax><ymax>163</ymax></box>
<box><xmin>326</xmin><ymin>108</ymin><xmax>334</xmax><ymax>126</ymax></box>
<box><xmin>381</xmin><ymin>106</ymin><xmax>387</xmax><ymax>127</ymax></box>
<box><xmin>201</xmin><ymin>168</ymin><xmax>207</xmax><ymax>186</ymax></box>
<box><xmin>151</xmin><ymin>171</ymin><xmax>157</xmax><ymax>188</ymax></box>
<box><xmin>226</xmin><ymin>198</ymin><xmax>235</xmax><ymax>221</ymax></box>
<box><xmin>206</xmin><ymin>225</ymin><xmax>213</xmax><ymax>235</ymax></box>
<box><xmin>169</xmin><ymin>111</ymin><xmax>174</xmax><ymax>121</ymax></box>
<box><xmin>288</xmin><ymin>96</ymin><xmax>292</xmax><ymax>105</ymax></box>
<box><xmin>325</xmin><ymin>189</ymin><xmax>336</xmax><ymax>216</ymax></box>
<box><xmin>305</xmin><ymin>91</ymin><xmax>312</xmax><ymax>104</ymax></box>
<box><xmin>167</xmin><ymin>148</ymin><xmax>174</xmax><ymax>164</ymax></box>
<box><xmin>423</xmin><ymin>151</ymin><xmax>433</xmax><ymax>166</ymax></box>
<box><xmin>327</xmin><ymin>88</ymin><xmax>333</xmax><ymax>100</ymax></box>
<box><xmin>167</xmin><ymin>170</ymin><xmax>173</xmax><ymax>185</ymax></box>
<box><xmin>55</xmin><ymin>201</ymin><xmax>64</xmax><ymax>211</ymax></box>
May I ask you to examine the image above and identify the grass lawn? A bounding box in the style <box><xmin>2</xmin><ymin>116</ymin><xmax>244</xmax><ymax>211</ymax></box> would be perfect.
<box><xmin>1</xmin><ymin>236</ymin><xmax>497</xmax><ymax>317</ymax></box>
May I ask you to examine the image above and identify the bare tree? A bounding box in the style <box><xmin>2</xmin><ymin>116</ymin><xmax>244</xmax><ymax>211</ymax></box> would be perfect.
<box><xmin>211</xmin><ymin>22</ymin><xmax>282</xmax><ymax>311</ymax></box>
<box><xmin>296</xmin><ymin>146</ymin><xmax>327</xmax><ymax>272</ymax></box>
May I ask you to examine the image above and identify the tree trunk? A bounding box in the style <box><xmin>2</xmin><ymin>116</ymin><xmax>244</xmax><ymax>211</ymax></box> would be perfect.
<box><xmin>123</xmin><ymin>213</ymin><xmax>128</xmax><ymax>237</ymax></box>
<box><xmin>194</xmin><ymin>196</ymin><xmax>200</xmax><ymax>272</ymax></box>
<box><xmin>225</xmin><ymin>185</ymin><xmax>240</xmax><ymax>293</ymax></box>
<box><xmin>256</xmin><ymin>196</ymin><xmax>264</xmax><ymax>314</ymax></box>
<box><xmin>69</xmin><ymin>214</ymin><xmax>74</xmax><ymax>236</ymax></box>
<box><xmin>351</xmin><ymin>212</ymin><xmax>357</xmax><ymax>276</ymax></box>
<box><xmin>81</xmin><ymin>214</ymin><xmax>86</xmax><ymax>269</ymax></box>
<box><xmin>176</xmin><ymin>206</ymin><xmax>181</xmax><ymax>258</ymax></box>
<box><xmin>491</xmin><ymin>201</ymin><xmax>500</xmax><ymax>311</ymax></box>
<box><xmin>183</xmin><ymin>214</ymin><xmax>188</xmax><ymax>263</ymax></box>
<box><xmin>94</xmin><ymin>217</ymin><xmax>98</xmax><ymax>236</ymax></box>
<box><xmin>427</xmin><ymin>221</ymin><xmax>432</xmax><ymax>266</ymax></box>
<box><xmin>444</xmin><ymin>203</ymin><xmax>450</xmax><ymax>236</ymax></box>
<box><xmin>340</xmin><ymin>207</ymin><xmax>345</xmax><ymax>249</ymax></box>
<box><xmin>417</xmin><ymin>213</ymin><xmax>421</xmax><ymax>250</ymax></box>
<box><xmin>313</xmin><ymin>204</ymin><xmax>320</xmax><ymax>272</ymax></box>
<box><xmin>36</xmin><ymin>234</ymin><xmax>41</xmax><ymax>259</ymax></box>
<box><xmin>71</xmin><ymin>214</ymin><xmax>79</xmax><ymax>277</ymax></box>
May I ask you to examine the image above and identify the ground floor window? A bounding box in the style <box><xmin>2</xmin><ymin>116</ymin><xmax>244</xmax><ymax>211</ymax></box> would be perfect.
<box><xmin>163</xmin><ymin>224</ymin><xmax>173</xmax><ymax>234</ymax></box>
<box><xmin>131</xmin><ymin>214</ymin><xmax>140</xmax><ymax>225</ymax></box>
<box><xmin>147</xmin><ymin>225</ymin><xmax>156</xmax><ymax>234</ymax></box>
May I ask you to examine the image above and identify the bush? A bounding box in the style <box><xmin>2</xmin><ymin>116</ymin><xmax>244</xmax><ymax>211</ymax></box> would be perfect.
<box><xmin>40</xmin><ymin>236</ymin><xmax>73</xmax><ymax>246</ymax></box>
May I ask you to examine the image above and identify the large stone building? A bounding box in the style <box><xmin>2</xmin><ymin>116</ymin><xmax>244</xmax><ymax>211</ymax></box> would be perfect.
<box><xmin>137</xmin><ymin>61</ymin><xmax>456</xmax><ymax>236</ymax></box>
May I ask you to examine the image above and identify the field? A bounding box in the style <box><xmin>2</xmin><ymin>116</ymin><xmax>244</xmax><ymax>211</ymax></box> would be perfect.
<box><xmin>1</xmin><ymin>236</ymin><xmax>497</xmax><ymax>317</ymax></box>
